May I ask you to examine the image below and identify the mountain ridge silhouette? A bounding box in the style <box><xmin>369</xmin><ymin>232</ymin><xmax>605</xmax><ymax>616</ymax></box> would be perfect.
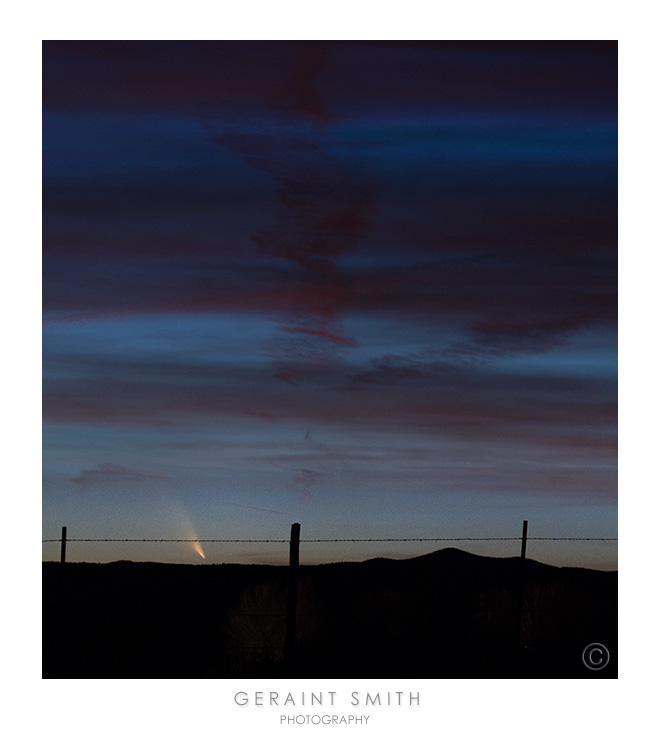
<box><xmin>43</xmin><ymin>547</ymin><xmax>616</xmax><ymax>679</ymax></box>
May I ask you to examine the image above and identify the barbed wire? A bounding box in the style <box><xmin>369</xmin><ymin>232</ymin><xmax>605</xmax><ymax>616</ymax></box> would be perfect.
<box><xmin>42</xmin><ymin>536</ymin><xmax>618</xmax><ymax>543</ymax></box>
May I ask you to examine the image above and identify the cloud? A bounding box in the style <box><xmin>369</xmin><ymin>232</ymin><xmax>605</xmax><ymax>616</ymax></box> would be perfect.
<box><xmin>290</xmin><ymin>468</ymin><xmax>324</xmax><ymax>500</ymax></box>
<box><xmin>42</xmin><ymin>40</ymin><xmax>615</xmax><ymax>355</ymax></box>
<box><xmin>42</xmin><ymin>41</ymin><xmax>617</xmax><ymax>117</ymax></box>
<box><xmin>70</xmin><ymin>463</ymin><xmax>166</xmax><ymax>487</ymax></box>
<box><xmin>227</xmin><ymin>502</ymin><xmax>288</xmax><ymax>516</ymax></box>
<box><xmin>203</xmin><ymin>44</ymin><xmax>373</xmax><ymax>383</ymax></box>
<box><xmin>269</xmin><ymin>460</ymin><xmax>324</xmax><ymax>500</ymax></box>
<box><xmin>43</xmin><ymin>346</ymin><xmax>616</xmax><ymax>445</ymax></box>
<box><xmin>211</xmin><ymin>123</ymin><xmax>372</xmax><ymax>381</ymax></box>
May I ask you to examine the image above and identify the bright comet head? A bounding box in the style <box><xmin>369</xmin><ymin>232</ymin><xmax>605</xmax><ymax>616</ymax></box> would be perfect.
<box><xmin>193</xmin><ymin>540</ymin><xmax>206</xmax><ymax>559</ymax></box>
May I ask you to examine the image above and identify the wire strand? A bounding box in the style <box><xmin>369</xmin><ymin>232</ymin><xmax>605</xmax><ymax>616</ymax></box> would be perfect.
<box><xmin>42</xmin><ymin>536</ymin><xmax>618</xmax><ymax>543</ymax></box>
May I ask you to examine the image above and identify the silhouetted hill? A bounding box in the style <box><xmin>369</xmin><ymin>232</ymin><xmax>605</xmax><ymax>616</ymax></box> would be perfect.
<box><xmin>43</xmin><ymin>549</ymin><xmax>616</xmax><ymax>679</ymax></box>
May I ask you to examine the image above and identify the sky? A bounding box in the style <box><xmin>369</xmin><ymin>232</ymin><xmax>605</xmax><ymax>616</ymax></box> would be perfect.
<box><xmin>42</xmin><ymin>41</ymin><xmax>617</xmax><ymax>568</ymax></box>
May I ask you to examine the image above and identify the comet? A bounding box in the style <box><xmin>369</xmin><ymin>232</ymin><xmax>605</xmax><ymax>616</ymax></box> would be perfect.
<box><xmin>193</xmin><ymin>539</ymin><xmax>206</xmax><ymax>559</ymax></box>
<box><xmin>168</xmin><ymin>503</ymin><xmax>208</xmax><ymax>561</ymax></box>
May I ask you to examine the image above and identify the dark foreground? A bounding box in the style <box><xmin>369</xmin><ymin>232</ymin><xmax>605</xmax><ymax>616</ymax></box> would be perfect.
<box><xmin>43</xmin><ymin>548</ymin><xmax>617</xmax><ymax>678</ymax></box>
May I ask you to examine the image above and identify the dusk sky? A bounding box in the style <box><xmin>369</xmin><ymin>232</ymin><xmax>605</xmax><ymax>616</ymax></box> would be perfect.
<box><xmin>42</xmin><ymin>41</ymin><xmax>617</xmax><ymax>568</ymax></box>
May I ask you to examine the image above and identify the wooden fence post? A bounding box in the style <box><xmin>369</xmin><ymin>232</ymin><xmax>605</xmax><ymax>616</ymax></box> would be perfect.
<box><xmin>284</xmin><ymin>522</ymin><xmax>301</xmax><ymax>676</ymax></box>
<box><xmin>516</xmin><ymin>520</ymin><xmax>528</xmax><ymax>651</ymax></box>
<box><xmin>60</xmin><ymin>526</ymin><xmax>67</xmax><ymax>564</ymax></box>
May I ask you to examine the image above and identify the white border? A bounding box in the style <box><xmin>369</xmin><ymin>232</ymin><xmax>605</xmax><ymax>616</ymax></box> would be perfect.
<box><xmin>8</xmin><ymin>6</ymin><xmax>648</xmax><ymax>741</ymax></box>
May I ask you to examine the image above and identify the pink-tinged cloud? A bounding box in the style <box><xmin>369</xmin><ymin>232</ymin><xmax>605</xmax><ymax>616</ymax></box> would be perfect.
<box><xmin>270</xmin><ymin>461</ymin><xmax>324</xmax><ymax>500</ymax></box>
<box><xmin>290</xmin><ymin>468</ymin><xmax>323</xmax><ymax>500</ymax></box>
<box><xmin>43</xmin><ymin>352</ymin><xmax>616</xmax><ymax>443</ymax></box>
<box><xmin>71</xmin><ymin>463</ymin><xmax>166</xmax><ymax>487</ymax></box>
<box><xmin>227</xmin><ymin>502</ymin><xmax>288</xmax><ymax>516</ymax></box>
<box><xmin>204</xmin><ymin>46</ymin><xmax>373</xmax><ymax>382</ymax></box>
<box><xmin>280</xmin><ymin>325</ymin><xmax>360</xmax><ymax>347</ymax></box>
